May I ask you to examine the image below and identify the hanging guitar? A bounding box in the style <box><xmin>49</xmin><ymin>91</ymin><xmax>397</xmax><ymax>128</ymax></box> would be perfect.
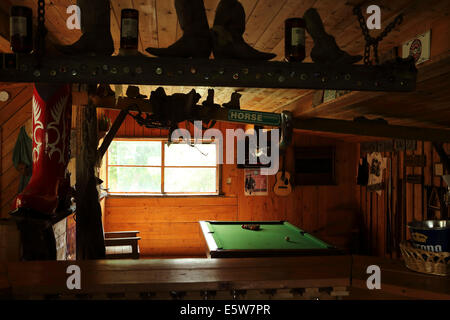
<box><xmin>273</xmin><ymin>152</ymin><xmax>292</xmax><ymax>196</ymax></box>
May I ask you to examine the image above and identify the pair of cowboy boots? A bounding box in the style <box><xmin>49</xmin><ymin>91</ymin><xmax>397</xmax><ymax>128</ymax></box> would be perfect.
<box><xmin>146</xmin><ymin>1</ymin><xmax>361</xmax><ymax>63</ymax></box>
<box><xmin>146</xmin><ymin>0</ymin><xmax>275</xmax><ymax>60</ymax></box>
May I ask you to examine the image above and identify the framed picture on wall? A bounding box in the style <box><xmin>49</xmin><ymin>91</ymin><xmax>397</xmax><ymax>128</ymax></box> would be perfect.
<box><xmin>434</xmin><ymin>163</ymin><xmax>444</xmax><ymax>176</ymax></box>
<box><xmin>244</xmin><ymin>169</ymin><xmax>268</xmax><ymax>196</ymax></box>
<box><xmin>294</xmin><ymin>147</ymin><xmax>336</xmax><ymax>185</ymax></box>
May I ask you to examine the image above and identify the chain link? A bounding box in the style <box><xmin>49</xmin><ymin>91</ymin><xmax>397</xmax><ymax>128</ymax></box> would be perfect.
<box><xmin>35</xmin><ymin>0</ymin><xmax>47</xmax><ymax>65</ymax></box>
<box><xmin>353</xmin><ymin>6</ymin><xmax>403</xmax><ymax>65</ymax></box>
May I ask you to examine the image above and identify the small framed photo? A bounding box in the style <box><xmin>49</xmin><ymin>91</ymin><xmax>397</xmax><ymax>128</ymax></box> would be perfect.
<box><xmin>323</xmin><ymin>90</ymin><xmax>337</xmax><ymax>103</ymax></box>
<box><xmin>244</xmin><ymin>169</ymin><xmax>268</xmax><ymax>196</ymax></box>
<box><xmin>434</xmin><ymin>163</ymin><xmax>444</xmax><ymax>176</ymax></box>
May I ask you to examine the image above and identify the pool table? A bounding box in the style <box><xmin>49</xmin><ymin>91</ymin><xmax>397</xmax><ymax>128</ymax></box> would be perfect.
<box><xmin>199</xmin><ymin>221</ymin><xmax>341</xmax><ymax>258</ymax></box>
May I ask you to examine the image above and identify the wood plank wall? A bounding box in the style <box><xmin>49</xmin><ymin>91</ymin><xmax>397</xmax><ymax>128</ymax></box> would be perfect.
<box><xmin>103</xmin><ymin>109</ymin><xmax>360</xmax><ymax>257</ymax></box>
<box><xmin>356</xmin><ymin>142</ymin><xmax>450</xmax><ymax>258</ymax></box>
<box><xmin>0</xmin><ymin>84</ymin><xmax>33</xmax><ymax>218</ymax></box>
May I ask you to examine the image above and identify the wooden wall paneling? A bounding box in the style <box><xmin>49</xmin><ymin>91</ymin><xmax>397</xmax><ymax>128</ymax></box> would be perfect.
<box><xmin>431</xmin><ymin>143</ymin><xmax>442</xmax><ymax>219</ymax></box>
<box><xmin>105</xmin><ymin>196</ymin><xmax>238</xmax><ymax>256</ymax></box>
<box><xmin>366</xmin><ymin>188</ymin><xmax>371</xmax><ymax>255</ymax></box>
<box><xmin>311</xmin><ymin>186</ymin><xmax>320</xmax><ymax>232</ymax></box>
<box><xmin>391</xmin><ymin>151</ymin><xmax>398</xmax><ymax>257</ymax></box>
<box><xmin>387</xmin><ymin>152</ymin><xmax>392</xmax><ymax>257</ymax></box>
<box><xmin>0</xmin><ymin>179</ymin><xmax>19</xmax><ymax>215</ymax></box>
<box><xmin>355</xmin><ymin>144</ymin><xmax>361</xmax><ymax>226</ymax></box>
<box><xmin>395</xmin><ymin>150</ymin><xmax>401</xmax><ymax>257</ymax></box>
<box><xmin>0</xmin><ymin>85</ymin><xmax>32</xmax><ymax>218</ymax></box>
<box><xmin>299</xmin><ymin>185</ymin><xmax>313</xmax><ymax>233</ymax></box>
<box><xmin>357</xmin><ymin>141</ymin><xmax>449</xmax><ymax>257</ymax></box>
<box><xmin>424</xmin><ymin>142</ymin><xmax>431</xmax><ymax>219</ymax></box>
<box><xmin>371</xmin><ymin>190</ymin><xmax>377</xmax><ymax>256</ymax></box>
<box><xmin>1</xmin><ymin>162</ymin><xmax>22</xmax><ymax>200</ymax></box>
<box><xmin>290</xmin><ymin>184</ymin><xmax>303</xmax><ymax>229</ymax></box>
<box><xmin>429</xmin><ymin>17</ymin><xmax>450</xmax><ymax>58</ymax></box>
<box><xmin>0</xmin><ymin>86</ymin><xmax>27</xmax><ymax>116</ymax></box>
<box><xmin>360</xmin><ymin>185</ymin><xmax>367</xmax><ymax>254</ymax></box>
<box><xmin>401</xmin><ymin>150</ymin><xmax>406</xmax><ymax>242</ymax></box>
<box><xmin>0</xmin><ymin>86</ymin><xmax>32</xmax><ymax>127</ymax></box>
<box><xmin>405</xmin><ymin>148</ymin><xmax>412</xmax><ymax>240</ymax></box>
<box><xmin>125</xmin><ymin>114</ymin><xmax>134</xmax><ymax>137</ymax></box>
<box><xmin>0</xmin><ymin>109</ymin><xmax>1</xmax><ymax>183</ymax></box>
<box><xmin>432</xmin><ymin>143</ymin><xmax>442</xmax><ymax>187</ymax></box>
<box><xmin>413</xmin><ymin>142</ymin><xmax>423</xmax><ymax>221</ymax></box>
<box><xmin>133</xmin><ymin>113</ymin><xmax>144</xmax><ymax>137</ymax></box>
<box><xmin>2</xmin><ymin>125</ymin><xmax>24</xmax><ymax>165</ymax></box>
<box><xmin>378</xmin><ymin>153</ymin><xmax>385</xmax><ymax>258</ymax></box>
<box><xmin>243</xmin><ymin>0</ymin><xmax>287</xmax><ymax>48</ymax></box>
<box><xmin>1</xmin><ymin>104</ymin><xmax>32</xmax><ymax>144</ymax></box>
<box><xmin>136</xmin><ymin>0</ymin><xmax>158</xmax><ymax>52</ymax></box>
<box><xmin>105</xmin><ymin>205</ymin><xmax>240</xmax><ymax>223</ymax></box>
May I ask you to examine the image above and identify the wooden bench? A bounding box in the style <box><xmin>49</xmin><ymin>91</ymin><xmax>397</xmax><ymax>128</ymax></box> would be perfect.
<box><xmin>104</xmin><ymin>231</ymin><xmax>141</xmax><ymax>259</ymax></box>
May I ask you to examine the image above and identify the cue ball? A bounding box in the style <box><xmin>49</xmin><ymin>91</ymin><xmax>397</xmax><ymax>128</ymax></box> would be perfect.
<box><xmin>285</xmin><ymin>236</ymin><xmax>290</xmax><ymax>241</ymax></box>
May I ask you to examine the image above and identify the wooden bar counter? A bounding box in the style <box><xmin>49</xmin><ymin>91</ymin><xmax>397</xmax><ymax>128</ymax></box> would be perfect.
<box><xmin>1</xmin><ymin>256</ymin><xmax>350</xmax><ymax>300</ymax></box>
<box><xmin>349</xmin><ymin>256</ymin><xmax>450</xmax><ymax>300</ymax></box>
<box><xmin>1</xmin><ymin>255</ymin><xmax>449</xmax><ymax>300</ymax></box>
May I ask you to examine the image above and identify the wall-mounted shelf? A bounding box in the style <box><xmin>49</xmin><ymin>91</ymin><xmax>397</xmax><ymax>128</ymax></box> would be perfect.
<box><xmin>0</xmin><ymin>54</ymin><xmax>417</xmax><ymax>92</ymax></box>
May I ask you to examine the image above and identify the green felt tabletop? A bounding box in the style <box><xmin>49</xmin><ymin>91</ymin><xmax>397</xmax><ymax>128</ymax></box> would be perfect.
<box><xmin>205</xmin><ymin>221</ymin><xmax>330</xmax><ymax>250</ymax></box>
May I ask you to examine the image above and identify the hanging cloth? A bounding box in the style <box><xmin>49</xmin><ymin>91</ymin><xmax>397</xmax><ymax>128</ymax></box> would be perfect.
<box><xmin>12</xmin><ymin>126</ymin><xmax>33</xmax><ymax>192</ymax></box>
<box><xmin>357</xmin><ymin>156</ymin><xmax>369</xmax><ymax>186</ymax></box>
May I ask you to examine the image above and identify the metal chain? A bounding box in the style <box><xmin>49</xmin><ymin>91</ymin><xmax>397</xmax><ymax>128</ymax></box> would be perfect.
<box><xmin>35</xmin><ymin>0</ymin><xmax>47</xmax><ymax>65</ymax></box>
<box><xmin>353</xmin><ymin>6</ymin><xmax>403</xmax><ymax>65</ymax></box>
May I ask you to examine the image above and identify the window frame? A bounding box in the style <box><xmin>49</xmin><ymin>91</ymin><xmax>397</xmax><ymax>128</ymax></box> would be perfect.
<box><xmin>105</xmin><ymin>138</ymin><xmax>221</xmax><ymax>196</ymax></box>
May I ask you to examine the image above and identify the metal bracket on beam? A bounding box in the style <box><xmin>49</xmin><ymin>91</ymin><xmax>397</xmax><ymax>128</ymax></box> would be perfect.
<box><xmin>0</xmin><ymin>54</ymin><xmax>417</xmax><ymax>92</ymax></box>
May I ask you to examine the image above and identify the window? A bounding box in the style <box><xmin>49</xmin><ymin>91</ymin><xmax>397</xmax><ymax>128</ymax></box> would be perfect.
<box><xmin>106</xmin><ymin>139</ymin><xmax>219</xmax><ymax>195</ymax></box>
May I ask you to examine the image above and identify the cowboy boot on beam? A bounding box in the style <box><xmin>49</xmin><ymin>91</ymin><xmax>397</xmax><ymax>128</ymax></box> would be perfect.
<box><xmin>304</xmin><ymin>8</ymin><xmax>362</xmax><ymax>65</ymax></box>
<box><xmin>59</xmin><ymin>0</ymin><xmax>114</xmax><ymax>55</ymax></box>
<box><xmin>212</xmin><ymin>0</ymin><xmax>275</xmax><ymax>60</ymax></box>
<box><xmin>146</xmin><ymin>0</ymin><xmax>211</xmax><ymax>58</ymax></box>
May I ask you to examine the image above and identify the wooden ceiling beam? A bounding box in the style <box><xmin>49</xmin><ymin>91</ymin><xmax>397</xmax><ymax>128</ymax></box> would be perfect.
<box><xmin>293</xmin><ymin>117</ymin><xmax>450</xmax><ymax>142</ymax></box>
<box><xmin>0</xmin><ymin>54</ymin><xmax>417</xmax><ymax>92</ymax></box>
<box><xmin>286</xmin><ymin>53</ymin><xmax>450</xmax><ymax>128</ymax></box>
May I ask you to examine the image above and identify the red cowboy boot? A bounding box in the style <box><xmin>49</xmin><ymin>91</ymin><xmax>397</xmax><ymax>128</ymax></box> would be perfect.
<box><xmin>14</xmin><ymin>84</ymin><xmax>72</xmax><ymax>215</ymax></box>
